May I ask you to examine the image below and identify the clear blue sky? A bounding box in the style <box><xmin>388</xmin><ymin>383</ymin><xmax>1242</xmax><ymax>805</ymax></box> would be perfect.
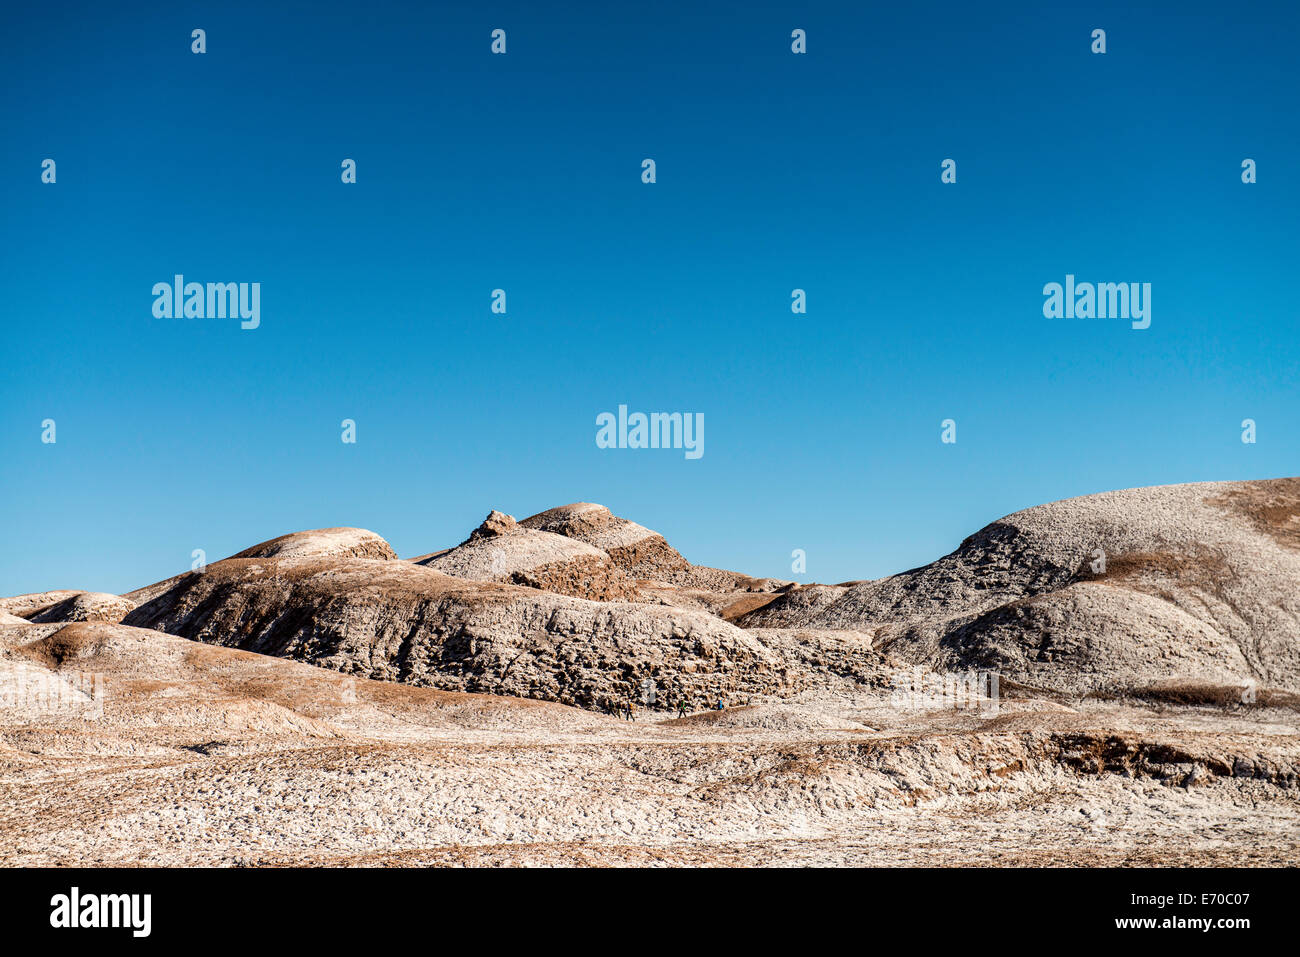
<box><xmin>2</xmin><ymin>0</ymin><xmax>1297</xmax><ymax>596</ymax></box>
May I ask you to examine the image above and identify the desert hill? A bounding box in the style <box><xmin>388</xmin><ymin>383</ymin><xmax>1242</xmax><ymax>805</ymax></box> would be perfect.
<box><xmin>6</xmin><ymin>481</ymin><xmax>1297</xmax><ymax>710</ymax></box>
<box><xmin>2</xmin><ymin>480</ymin><xmax>1299</xmax><ymax>866</ymax></box>
<box><xmin>519</xmin><ymin>503</ymin><xmax>691</xmax><ymax>577</ymax></box>
<box><xmin>738</xmin><ymin>479</ymin><xmax>1300</xmax><ymax>695</ymax></box>
<box><xmin>120</xmin><ymin>547</ymin><xmax>789</xmax><ymax>711</ymax></box>
<box><xmin>229</xmin><ymin>526</ymin><xmax>398</xmax><ymax>563</ymax></box>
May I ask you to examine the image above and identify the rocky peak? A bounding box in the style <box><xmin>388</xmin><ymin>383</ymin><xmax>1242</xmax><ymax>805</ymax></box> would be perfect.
<box><xmin>470</xmin><ymin>510</ymin><xmax>519</xmax><ymax>541</ymax></box>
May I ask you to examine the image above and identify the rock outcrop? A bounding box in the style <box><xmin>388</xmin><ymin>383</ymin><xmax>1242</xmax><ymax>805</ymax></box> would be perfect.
<box><xmin>418</xmin><ymin>510</ymin><xmax>640</xmax><ymax>602</ymax></box>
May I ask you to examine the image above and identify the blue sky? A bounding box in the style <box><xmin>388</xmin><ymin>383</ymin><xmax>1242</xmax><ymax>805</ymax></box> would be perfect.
<box><xmin>2</xmin><ymin>0</ymin><xmax>1297</xmax><ymax>596</ymax></box>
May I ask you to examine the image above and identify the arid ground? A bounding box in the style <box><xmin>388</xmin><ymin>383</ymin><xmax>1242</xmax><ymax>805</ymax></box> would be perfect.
<box><xmin>2</xmin><ymin>480</ymin><xmax>1297</xmax><ymax>865</ymax></box>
